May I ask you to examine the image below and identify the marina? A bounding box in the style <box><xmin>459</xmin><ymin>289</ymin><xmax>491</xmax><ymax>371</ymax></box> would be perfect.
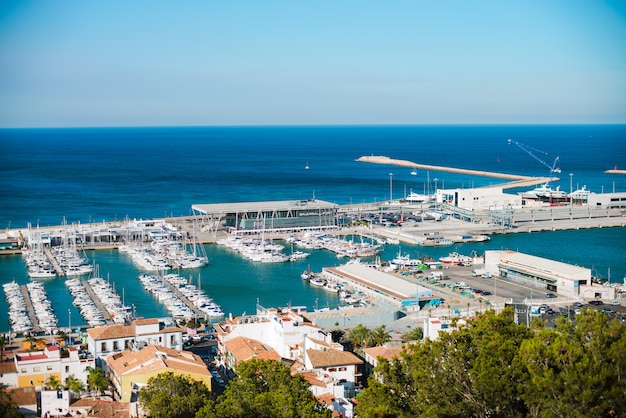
<box><xmin>66</xmin><ymin>278</ymin><xmax>111</xmax><ymax>327</ymax></box>
<box><xmin>1</xmin><ymin>125</ymin><xmax>625</xmax><ymax>336</ymax></box>
<box><xmin>139</xmin><ymin>273</ymin><xmax>224</xmax><ymax>322</ymax></box>
<box><xmin>3</xmin><ymin>281</ymin><xmax>35</xmax><ymax>334</ymax></box>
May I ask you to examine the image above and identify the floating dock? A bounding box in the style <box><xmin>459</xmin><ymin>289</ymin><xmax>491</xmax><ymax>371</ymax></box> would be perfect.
<box><xmin>20</xmin><ymin>285</ymin><xmax>42</xmax><ymax>333</ymax></box>
<box><xmin>81</xmin><ymin>280</ymin><xmax>114</xmax><ymax>325</ymax></box>
<box><xmin>43</xmin><ymin>247</ymin><xmax>65</xmax><ymax>277</ymax></box>
<box><xmin>160</xmin><ymin>279</ymin><xmax>206</xmax><ymax>319</ymax></box>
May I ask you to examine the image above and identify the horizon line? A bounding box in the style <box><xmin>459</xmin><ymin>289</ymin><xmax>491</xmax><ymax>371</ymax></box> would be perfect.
<box><xmin>1</xmin><ymin>122</ymin><xmax>625</xmax><ymax>130</ymax></box>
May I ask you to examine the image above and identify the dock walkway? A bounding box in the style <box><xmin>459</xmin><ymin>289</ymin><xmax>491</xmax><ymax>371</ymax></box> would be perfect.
<box><xmin>80</xmin><ymin>280</ymin><xmax>114</xmax><ymax>325</ymax></box>
<box><xmin>19</xmin><ymin>285</ymin><xmax>42</xmax><ymax>333</ymax></box>
<box><xmin>43</xmin><ymin>247</ymin><xmax>65</xmax><ymax>277</ymax></box>
<box><xmin>160</xmin><ymin>279</ymin><xmax>205</xmax><ymax>319</ymax></box>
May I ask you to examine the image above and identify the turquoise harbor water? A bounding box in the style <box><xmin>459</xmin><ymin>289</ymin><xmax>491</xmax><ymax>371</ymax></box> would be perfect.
<box><xmin>1</xmin><ymin>125</ymin><xmax>625</xmax><ymax>332</ymax></box>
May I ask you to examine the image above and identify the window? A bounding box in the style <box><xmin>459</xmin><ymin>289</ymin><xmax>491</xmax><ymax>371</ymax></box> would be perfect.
<box><xmin>33</xmin><ymin>366</ymin><xmax>41</xmax><ymax>372</ymax></box>
<box><xmin>47</xmin><ymin>365</ymin><xmax>53</xmax><ymax>371</ymax></box>
<box><xmin>65</xmin><ymin>366</ymin><xmax>70</xmax><ymax>373</ymax></box>
<box><xmin>113</xmin><ymin>341</ymin><xmax>119</xmax><ymax>350</ymax></box>
<box><xmin>21</xmin><ymin>368</ymin><xmax>26</xmax><ymax>373</ymax></box>
<box><xmin>101</xmin><ymin>342</ymin><xmax>106</xmax><ymax>352</ymax></box>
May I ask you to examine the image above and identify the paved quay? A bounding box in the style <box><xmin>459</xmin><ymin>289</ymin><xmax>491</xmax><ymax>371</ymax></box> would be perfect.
<box><xmin>356</xmin><ymin>155</ymin><xmax>554</xmax><ymax>185</ymax></box>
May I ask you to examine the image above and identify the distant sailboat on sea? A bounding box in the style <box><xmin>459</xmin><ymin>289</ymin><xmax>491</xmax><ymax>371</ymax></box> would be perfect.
<box><xmin>305</xmin><ymin>161</ymin><xmax>310</xmax><ymax>170</ymax></box>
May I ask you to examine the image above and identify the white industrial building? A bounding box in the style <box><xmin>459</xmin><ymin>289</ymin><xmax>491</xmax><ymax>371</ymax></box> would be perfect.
<box><xmin>321</xmin><ymin>262</ymin><xmax>435</xmax><ymax>311</ymax></box>
<box><xmin>485</xmin><ymin>250</ymin><xmax>616</xmax><ymax>300</ymax></box>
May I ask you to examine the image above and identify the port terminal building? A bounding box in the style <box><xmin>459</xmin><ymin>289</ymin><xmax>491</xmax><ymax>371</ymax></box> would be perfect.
<box><xmin>191</xmin><ymin>199</ymin><xmax>339</xmax><ymax>237</ymax></box>
<box><xmin>485</xmin><ymin>250</ymin><xmax>616</xmax><ymax>300</ymax></box>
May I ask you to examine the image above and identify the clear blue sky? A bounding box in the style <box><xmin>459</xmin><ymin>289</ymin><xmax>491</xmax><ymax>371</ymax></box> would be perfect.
<box><xmin>1</xmin><ymin>1</ymin><xmax>625</xmax><ymax>127</ymax></box>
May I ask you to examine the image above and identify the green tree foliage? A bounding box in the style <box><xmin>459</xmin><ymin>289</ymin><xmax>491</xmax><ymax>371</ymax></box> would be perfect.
<box><xmin>86</xmin><ymin>366</ymin><xmax>109</xmax><ymax>395</ymax></box>
<box><xmin>519</xmin><ymin>309</ymin><xmax>626</xmax><ymax>417</ymax></box>
<box><xmin>139</xmin><ymin>372</ymin><xmax>210</xmax><ymax>418</ymax></box>
<box><xmin>0</xmin><ymin>385</ymin><xmax>22</xmax><ymax>418</ymax></box>
<box><xmin>44</xmin><ymin>375</ymin><xmax>63</xmax><ymax>391</ymax></box>
<box><xmin>370</xmin><ymin>325</ymin><xmax>392</xmax><ymax>346</ymax></box>
<box><xmin>197</xmin><ymin>358</ymin><xmax>331</xmax><ymax>418</ymax></box>
<box><xmin>344</xmin><ymin>324</ymin><xmax>372</xmax><ymax>350</ymax></box>
<box><xmin>64</xmin><ymin>375</ymin><xmax>85</xmax><ymax>396</ymax></box>
<box><xmin>344</xmin><ymin>324</ymin><xmax>391</xmax><ymax>350</ymax></box>
<box><xmin>330</xmin><ymin>329</ymin><xmax>345</xmax><ymax>343</ymax></box>
<box><xmin>355</xmin><ymin>308</ymin><xmax>626</xmax><ymax>418</ymax></box>
<box><xmin>0</xmin><ymin>335</ymin><xmax>6</xmax><ymax>362</ymax></box>
<box><xmin>400</xmin><ymin>326</ymin><xmax>423</xmax><ymax>343</ymax></box>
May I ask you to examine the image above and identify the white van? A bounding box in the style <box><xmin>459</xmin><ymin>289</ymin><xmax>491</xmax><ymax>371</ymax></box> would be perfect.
<box><xmin>472</xmin><ymin>268</ymin><xmax>488</xmax><ymax>277</ymax></box>
<box><xmin>428</xmin><ymin>271</ymin><xmax>443</xmax><ymax>280</ymax></box>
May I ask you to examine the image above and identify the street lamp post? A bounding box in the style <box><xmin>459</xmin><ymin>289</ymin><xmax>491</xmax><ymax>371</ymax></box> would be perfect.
<box><xmin>569</xmin><ymin>173</ymin><xmax>573</xmax><ymax>205</ymax></box>
<box><xmin>389</xmin><ymin>173</ymin><xmax>393</xmax><ymax>203</ymax></box>
<box><xmin>68</xmin><ymin>309</ymin><xmax>71</xmax><ymax>333</ymax></box>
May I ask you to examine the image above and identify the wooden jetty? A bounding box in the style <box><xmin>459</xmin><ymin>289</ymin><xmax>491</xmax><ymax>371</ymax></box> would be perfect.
<box><xmin>19</xmin><ymin>285</ymin><xmax>42</xmax><ymax>333</ymax></box>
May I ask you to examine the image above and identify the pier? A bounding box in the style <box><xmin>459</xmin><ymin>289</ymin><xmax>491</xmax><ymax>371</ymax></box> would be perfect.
<box><xmin>160</xmin><ymin>278</ymin><xmax>206</xmax><ymax>319</ymax></box>
<box><xmin>80</xmin><ymin>280</ymin><xmax>114</xmax><ymax>325</ymax></box>
<box><xmin>356</xmin><ymin>155</ymin><xmax>555</xmax><ymax>186</ymax></box>
<box><xmin>43</xmin><ymin>247</ymin><xmax>65</xmax><ymax>277</ymax></box>
<box><xmin>19</xmin><ymin>285</ymin><xmax>42</xmax><ymax>333</ymax></box>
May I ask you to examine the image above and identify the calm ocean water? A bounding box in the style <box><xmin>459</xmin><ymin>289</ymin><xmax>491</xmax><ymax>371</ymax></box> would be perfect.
<box><xmin>0</xmin><ymin>125</ymin><xmax>625</xmax><ymax>332</ymax></box>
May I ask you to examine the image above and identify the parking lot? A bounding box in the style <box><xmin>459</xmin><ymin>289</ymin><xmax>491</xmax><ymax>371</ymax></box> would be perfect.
<box><xmin>402</xmin><ymin>264</ymin><xmax>624</xmax><ymax>314</ymax></box>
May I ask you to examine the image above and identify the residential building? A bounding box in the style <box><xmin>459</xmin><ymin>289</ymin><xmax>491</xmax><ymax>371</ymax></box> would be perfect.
<box><xmin>215</xmin><ymin>306</ymin><xmax>324</xmax><ymax>370</ymax></box>
<box><xmin>106</xmin><ymin>344</ymin><xmax>212</xmax><ymax>402</ymax></box>
<box><xmin>222</xmin><ymin>336</ymin><xmax>281</xmax><ymax>371</ymax></box>
<box><xmin>6</xmin><ymin>387</ymin><xmax>37</xmax><ymax>418</ymax></box>
<box><xmin>67</xmin><ymin>397</ymin><xmax>131</xmax><ymax>418</ymax></box>
<box><xmin>11</xmin><ymin>344</ymin><xmax>94</xmax><ymax>390</ymax></box>
<box><xmin>302</xmin><ymin>335</ymin><xmax>363</xmax><ymax>398</ymax></box>
<box><xmin>86</xmin><ymin>318</ymin><xmax>184</xmax><ymax>368</ymax></box>
<box><xmin>363</xmin><ymin>341</ymin><xmax>404</xmax><ymax>376</ymax></box>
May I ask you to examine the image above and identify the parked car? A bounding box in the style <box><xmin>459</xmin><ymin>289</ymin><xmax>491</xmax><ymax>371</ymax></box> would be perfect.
<box><xmin>589</xmin><ymin>300</ymin><xmax>604</xmax><ymax>306</ymax></box>
<box><xmin>481</xmin><ymin>291</ymin><xmax>492</xmax><ymax>296</ymax></box>
<box><xmin>610</xmin><ymin>300</ymin><xmax>620</xmax><ymax>306</ymax></box>
<box><xmin>546</xmin><ymin>293</ymin><xmax>557</xmax><ymax>298</ymax></box>
<box><xmin>573</xmin><ymin>301</ymin><xmax>583</xmax><ymax>308</ymax></box>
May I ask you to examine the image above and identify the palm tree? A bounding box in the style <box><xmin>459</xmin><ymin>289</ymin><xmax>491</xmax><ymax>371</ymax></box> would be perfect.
<box><xmin>45</xmin><ymin>375</ymin><xmax>63</xmax><ymax>391</ymax></box>
<box><xmin>370</xmin><ymin>325</ymin><xmax>391</xmax><ymax>347</ymax></box>
<box><xmin>65</xmin><ymin>375</ymin><xmax>85</xmax><ymax>399</ymax></box>
<box><xmin>345</xmin><ymin>324</ymin><xmax>372</xmax><ymax>350</ymax></box>
<box><xmin>86</xmin><ymin>366</ymin><xmax>110</xmax><ymax>395</ymax></box>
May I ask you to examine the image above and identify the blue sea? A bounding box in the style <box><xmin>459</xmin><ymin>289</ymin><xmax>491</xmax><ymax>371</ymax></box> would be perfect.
<box><xmin>1</xmin><ymin>125</ymin><xmax>625</xmax><ymax>332</ymax></box>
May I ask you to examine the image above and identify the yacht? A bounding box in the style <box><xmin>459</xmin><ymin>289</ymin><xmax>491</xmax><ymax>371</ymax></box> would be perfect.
<box><xmin>404</xmin><ymin>192</ymin><xmax>430</xmax><ymax>203</ymax></box>
<box><xmin>521</xmin><ymin>183</ymin><xmax>568</xmax><ymax>202</ymax></box>
<box><xmin>568</xmin><ymin>185</ymin><xmax>592</xmax><ymax>202</ymax></box>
